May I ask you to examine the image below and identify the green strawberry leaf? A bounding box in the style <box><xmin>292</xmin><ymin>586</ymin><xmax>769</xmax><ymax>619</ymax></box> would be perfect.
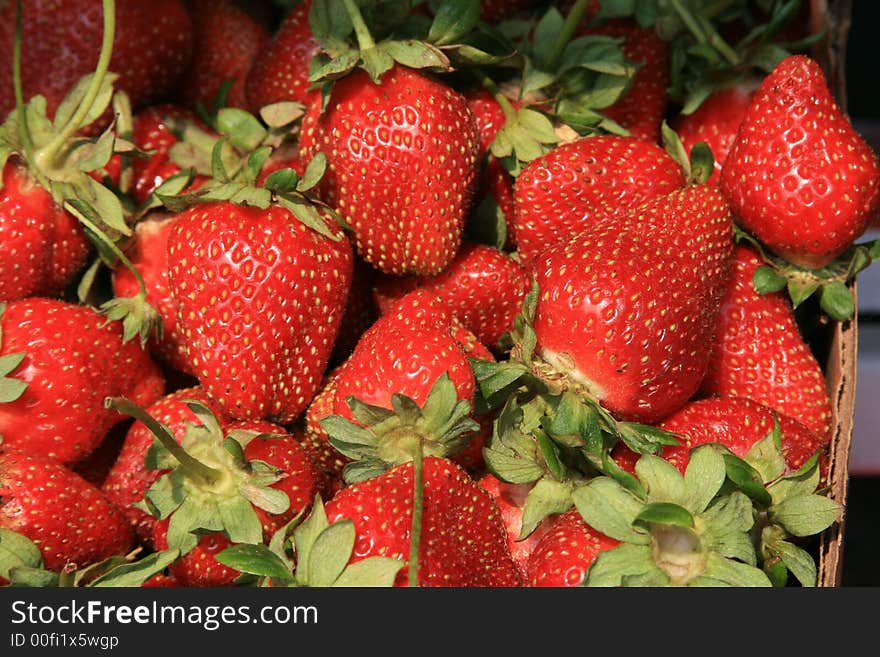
<box><xmin>768</xmin><ymin>494</ymin><xmax>841</xmax><ymax>537</ymax></box>
<box><xmin>8</xmin><ymin>566</ymin><xmax>60</xmax><ymax>588</ymax></box>
<box><xmin>519</xmin><ymin>479</ymin><xmax>574</xmax><ymax>539</ymax></box>
<box><xmin>332</xmin><ymin>556</ymin><xmax>405</xmax><ymax>587</ymax></box>
<box><xmin>682</xmin><ymin>444</ymin><xmax>727</xmax><ymax>514</ymax></box>
<box><xmin>583</xmin><ymin>543</ymin><xmax>658</xmax><ymax>587</ymax></box>
<box><xmin>722</xmin><ymin>452</ymin><xmax>773</xmax><ymax>508</ymax></box>
<box><xmin>297</xmin><ymin>153</ymin><xmax>328</xmax><ymax>192</ymax></box>
<box><xmin>428</xmin><ymin>0</ymin><xmax>480</xmax><ymax>47</ymax></box>
<box><xmin>632</xmin><ymin>502</ymin><xmax>694</xmax><ymax>530</ymax></box>
<box><xmin>743</xmin><ymin>416</ymin><xmax>786</xmax><ymax>484</ymax></box>
<box><xmin>307</xmin><ymin>520</ymin><xmax>357</xmax><ymax>587</ymax></box>
<box><xmin>216</xmin><ymin>543</ymin><xmax>295</xmax><ymax>583</ymax></box>
<box><xmin>381</xmin><ymin>40</ymin><xmax>451</xmax><ymax>72</ymax></box>
<box><xmin>292</xmin><ymin>495</ymin><xmax>330</xmax><ymax>585</ymax></box>
<box><xmin>217</xmin><ymin>108</ymin><xmax>268</xmax><ymax>151</ymax></box>
<box><xmin>89</xmin><ymin>549</ymin><xmax>181</xmax><ymax>588</ymax></box>
<box><xmin>763</xmin><ymin>536</ymin><xmax>817</xmax><ymax>587</ymax></box>
<box><xmin>819</xmin><ymin>281</ymin><xmax>855</xmax><ymax>323</ymax></box>
<box><xmin>0</xmin><ymin>529</ymin><xmax>44</xmax><ymax>580</ymax></box>
<box><xmin>700</xmin><ymin>553</ymin><xmax>773</xmax><ymax>587</ymax></box>
<box><xmin>753</xmin><ymin>265</ymin><xmax>788</xmax><ymax>294</ymax></box>
<box><xmin>572</xmin><ymin>477</ymin><xmax>649</xmax><ymax>545</ymax></box>
<box><xmin>633</xmin><ymin>454</ymin><xmax>686</xmax><ymax>506</ymax></box>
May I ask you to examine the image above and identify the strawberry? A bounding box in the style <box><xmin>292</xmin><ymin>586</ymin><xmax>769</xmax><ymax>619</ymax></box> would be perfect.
<box><xmin>324</xmin><ymin>456</ymin><xmax>522</xmax><ymax>586</ymax></box>
<box><xmin>720</xmin><ymin>55</ymin><xmax>880</xmax><ymax>268</ymax></box>
<box><xmin>101</xmin><ymin>386</ymin><xmax>227</xmax><ymax>544</ymax></box>
<box><xmin>0</xmin><ymin>449</ymin><xmax>135</xmax><ymax>572</ymax></box>
<box><xmin>612</xmin><ymin>396</ymin><xmax>826</xmax><ymax>476</ymax></box>
<box><xmin>331</xmin><ymin>290</ymin><xmax>477</xmax><ymax>423</ymax></box>
<box><xmin>671</xmin><ymin>83</ymin><xmax>756</xmax><ymax>185</ymax></box>
<box><xmin>372</xmin><ymin>242</ymin><xmax>531</xmax><ymax>348</ymax></box>
<box><xmin>512</xmin><ymin>135</ymin><xmax>685</xmax><ymax>267</ymax></box>
<box><xmin>300</xmin><ymin>65</ymin><xmax>481</xmax><ymax>275</ymax></box>
<box><xmin>0</xmin><ymin>0</ymin><xmax>194</xmax><ymax>123</ymax></box>
<box><xmin>302</xmin><ymin>362</ymin><xmax>351</xmax><ymax>490</ymax></box>
<box><xmin>583</xmin><ymin>19</ymin><xmax>669</xmax><ymax>142</ymax></box>
<box><xmin>0</xmin><ymin>298</ymin><xmax>165</xmax><ymax>465</ymax></box>
<box><xmin>699</xmin><ymin>243</ymin><xmax>833</xmax><ymax>440</ymax></box>
<box><xmin>244</xmin><ymin>0</ymin><xmax>321</xmax><ymax>111</ymax></box>
<box><xmin>477</xmin><ymin>473</ymin><xmax>554</xmax><ymax>577</ymax></box>
<box><xmin>111</xmin><ymin>212</ymin><xmax>192</xmax><ymax>374</ymax></box>
<box><xmin>525</xmin><ymin>508</ymin><xmax>619</xmax><ymax>587</ymax></box>
<box><xmin>142</xmin><ymin>573</ymin><xmax>182</xmax><ymax>587</ymax></box>
<box><xmin>167</xmin><ymin>201</ymin><xmax>353</xmax><ymax>422</ymax></box>
<box><xmin>527</xmin><ymin>184</ymin><xmax>733</xmax><ymax>423</ymax></box>
<box><xmin>177</xmin><ymin>0</ymin><xmax>269</xmax><ymax>111</ymax></box>
<box><xmin>0</xmin><ymin>160</ymin><xmax>90</xmax><ymax>301</ymax></box>
<box><xmin>330</xmin><ymin>256</ymin><xmax>379</xmax><ymax>365</ymax></box>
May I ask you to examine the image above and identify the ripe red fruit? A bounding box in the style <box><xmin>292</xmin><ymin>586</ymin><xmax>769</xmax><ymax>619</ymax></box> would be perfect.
<box><xmin>512</xmin><ymin>135</ymin><xmax>685</xmax><ymax>266</ymax></box>
<box><xmin>720</xmin><ymin>55</ymin><xmax>880</xmax><ymax>268</ymax></box>
<box><xmin>244</xmin><ymin>0</ymin><xmax>321</xmax><ymax>111</ymax></box>
<box><xmin>303</xmin><ymin>362</ymin><xmax>351</xmax><ymax>489</ymax></box>
<box><xmin>177</xmin><ymin>0</ymin><xmax>269</xmax><ymax>110</ymax></box>
<box><xmin>0</xmin><ymin>0</ymin><xmax>194</xmax><ymax>122</ymax></box>
<box><xmin>0</xmin><ymin>449</ymin><xmax>135</xmax><ymax>572</ymax></box>
<box><xmin>584</xmin><ymin>19</ymin><xmax>669</xmax><ymax>142</ymax></box>
<box><xmin>167</xmin><ymin>201</ymin><xmax>353</xmax><ymax>422</ymax></box>
<box><xmin>300</xmin><ymin>65</ymin><xmax>481</xmax><ymax>275</ymax></box>
<box><xmin>372</xmin><ymin>242</ymin><xmax>531</xmax><ymax>348</ymax></box>
<box><xmin>325</xmin><ymin>456</ymin><xmax>522</xmax><ymax>587</ymax></box>
<box><xmin>612</xmin><ymin>396</ymin><xmax>826</xmax><ymax>475</ymax></box>
<box><xmin>699</xmin><ymin>244</ymin><xmax>833</xmax><ymax>440</ymax></box>
<box><xmin>0</xmin><ymin>298</ymin><xmax>165</xmax><ymax>464</ymax></box>
<box><xmin>102</xmin><ymin>386</ymin><xmax>227</xmax><ymax>544</ymax></box>
<box><xmin>529</xmin><ymin>185</ymin><xmax>733</xmax><ymax>423</ymax></box>
<box><xmin>671</xmin><ymin>83</ymin><xmax>756</xmax><ymax>185</ymax></box>
<box><xmin>111</xmin><ymin>212</ymin><xmax>192</xmax><ymax>374</ymax></box>
<box><xmin>0</xmin><ymin>160</ymin><xmax>91</xmax><ymax>301</ymax></box>
<box><xmin>525</xmin><ymin>509</ymin><xmax>619</xmax><ymax>587</ymax></box>
<box><xmin>331</xmin><ymin>290</ymin><xmax>477</xmax><ymax>423</ymax></box>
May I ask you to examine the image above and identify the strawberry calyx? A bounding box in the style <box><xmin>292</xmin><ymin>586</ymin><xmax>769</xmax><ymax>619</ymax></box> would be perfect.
<box><xmin>160</xmin><ymin>102</ymin><xmax>344</xmax><ymax>241</ymax></box>
<box><xmin>319</xmin><ymin>373</ymin><xmax>480</xmax><ymax>484</ymax></box>
<box><xmin>0</xmin><ymin>528</ymin><xmax>180</xmax><ymax>587</ymax></box>
<box><xmin>735</xmin><ymin>224</ymin><xmax>877</xmax><ymax>322</ymax></box>
<box><xmin>660</xmin><ymin>120</ymin><xmax>714</xmax><ymax>185</ymax></box>
<box><xmin>105</xmin><ymin>397</ymin><xmax>292</xmax><ymax>556</ymax></box>
<box><xmin>577</xmin><ymin>445</ymin><xmax>772</xmax><ymax>587</ymax></box>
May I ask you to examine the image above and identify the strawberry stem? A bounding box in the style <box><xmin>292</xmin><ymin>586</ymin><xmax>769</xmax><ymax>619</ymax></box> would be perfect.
<box><xmin>670</xmin><ymin>0</ymin><xmax>740</xmax><ymax>66</ymax></box>
<box><xmin>340</xmin><ymin>0</ymin><xmax>376</xmax><ymax>51</ymax></box>
<box><xmin>105</xmin><ymin>397</ymin><xmax>222</xmax><ymax>487</ymax></box>
<box><xmin>407</xmin><ymin>438</ymin><xmax>424</xmax><ymax>588</ymax></box>
<box><xmin>545</xmin><ymin>0</ymin><xmax>593</xmax><ymax>72</ymax></box>
<box><xmin>36</xmin><ymin>0</ymin><xmax>116</xmax><ymax>169</ymax></box>
<box><xmin>11</xmin><ymin>0</ymin><xmax>49</xmax><ymax>190</ymax></box>
<box><xmin>473</xmin><ymin>69</ymin><xmax>517</xmax><ymax>121</ymax></box>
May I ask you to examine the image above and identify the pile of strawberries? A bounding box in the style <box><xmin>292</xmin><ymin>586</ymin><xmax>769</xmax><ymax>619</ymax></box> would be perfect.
<box><xmin>0</xmin><ymin>0</ymin><xmax>875</xmax><ymax>588</ymax></box>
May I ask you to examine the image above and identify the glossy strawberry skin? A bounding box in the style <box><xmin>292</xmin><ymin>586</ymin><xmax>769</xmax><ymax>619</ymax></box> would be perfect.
<box><xmin>112</xmin><ymin>212</ymin><xmax>192</xmax><ymax>374</ymax></box>
<box><xmin>0</xmin><ymin>449</ymin><xmax>135</xmax><ymax>572</ymax></box>
<box><xmin>512</xmin><ymin>135</ymin><xmax>685</xmax><ymax>267</ymax></box>
<box><xmin>530</xmin><ymin>185</ymin><xmax>733</xmax><ymax>424</ymax></box>
<box><xmin>0</xmin><ymin>162</ymin><xmax>91</xmax><ymax>301</ymax></box>
<box><xmin>332</xmin><ymin>290</ymin><xmax>477</xmax><ymax>422</ymax></box>
<box><xmin>303</xmin><ymin>362</ymin><xmax>351</xmax><ymax>490</ymax></box>
<box><xmin>584</xmin><ymin>19</ymin><xmax>669</xmax><ymax>142</ymax></box>
<box><xmin>101</xmin><ymin>386</ymin><xmax>226</xmax><ymax>545</ymax></box>
<box><xmin>167</xmin><ymin>201</ymin><xmax>353</xmax><ymax>423</ymax></box>
<box><xmin>373</xmin><ymin>243</ymin><xmax>531</xmax><ymax>348</ymax></box>
<box><xmin>699</xmin><ymin>244</ymin><xmax>833</xmax><ymax>440</ymax></box>
<box><xmin>244</xmin><ymin>0</ymin><xmax>320</xmax><ymax>111</ymax></box>
<box><xmin>178</xmin><ymin>0</ymin><xmax>269</xmax><ymax>110</ymax></box>
<box><xmin>325</xmin><ymin>456</ymin><xmax>523</xmax><ymax>587</ymax></box>
<box><xmin>300</xmin><ymin>66</ymin><xmax>481</xmax><ymax>275</ymax></box>
<box><xmin>720</xmin><ymin>55</ymin><xmax>880</xmax><ymax>268</ymax></box>
<box><xmin>613</xmin><ymin>396</ymin><xmax>827</xmax><ymax>476</ymax></box>
<box><xmin>526</xmin><ymin>509</ymin><xmax>619</xmax><ymax>587</ymax></box>
<box><xmin>0</xmin><ymin>298</ymin><xmax>165</xmax><ymax>465</ymax></box>
<box><xmin>671</xmin><ymin>84</ymin><xmax>756</xmax><ymax>185</ymax></box>
<box><xmin>0</xmin><ymin>0</ymin><xmax>194</xmax><ymax>122</ymax></box>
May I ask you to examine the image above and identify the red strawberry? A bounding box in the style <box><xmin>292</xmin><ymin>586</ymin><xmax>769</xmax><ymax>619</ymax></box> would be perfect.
<box><xmin>477</xmin><ymin>473</ymin><xmax>553</xmax><ymax>577</ymax></box>
<box><xmin>528</xmin><ymin>185</ymin><xmax>733</xmax><ymax>423</ymax></box>
<box><xmin>244</xmin><ymin>0</ymin><xmax>321</xmax><ymax>111</ymax></box>
<box><xmin>372</xmin><ymin>242</ymin><xmax>531</xmax><ymax>348</ymax></box>
<box><xmin>512</xmin><ymin>135</ymin><xmax>685</xmax><ymax>267</ymax></box>
<box><xmin>699</xmin><ymin>243</ymin><xmax>833</xmax><ymax>440</ymax></box>
<box><xmin>177</xmin><ymin>0</ymin><xmax>269</xmax><ymax>110</ymax></box>
<box><xmin>111</xmin><ymin>212</ymin><xmax>192</xmax><ymax>374</ymax></box>
<box><xmin>720</xmin><ymin>55</ymin><xmax>880</xmax><ymax>268</ymax></box>
<box><xmin>583</xmin><ymin>19</ymin><xmax>669</xmax><ymax>142</ymax></box>
<box><xmin>525</xmin><ymin>508</ymin><xmax>619</xmax><ymax>587</ymax></box>
<box><xmin>0</xmin><ymin>0</ymin><xmax>194</xmax><ymax>122</ymax></box>
<box><xmin>0</xmin><ymin>449</ymin><xmax>135</xmax><ymax>572</ymax></box>
<box><xmin>325</xmin><ymin>456</ymin><xmax>522</xmax><ymax>586</ymax></box>
<box><xmin>153</xmin><ymin>522</ymin><xmax>238</xmax><ymax>587</ymax></box>
<box><xmin>102</xmin><ymin>386</ymin><xmax>227</xmax><ymax>544</ymax></box>
<box><xmin>0</xmin><ymin>160</ymin><xmax>91</xmax><ymax>301</ymax></box>
<box><xmin>142</xmin><ymin>573</ymin><xmax>182</xmax><ymax>587</ymax></box>
<box><xmin>613</xmin><ymin>396</ymin><xmax>826</xmax><ymax>475</ymax></box>
<box><xmin>671</xmin><ymin>83</ymin><xmax>756</xmax><ymax>185</ymax></box>
<box><xmin>0</xmin><ymin>298</ymin><xmax>165</xmax><ymax>465</ymax></box>
<box><xmin>332</xmin><ymin>290</ymin><xmax>477</xmax><ymax>422</ymax></box>
<box><xmin>302</xmin><ymin>362</ymin><xmax>351</xmax><ymax>490</ymax></box>
<box><xmin>167</xmin><ymin>201</ymin><xmax>353</xmax><ymax>422</ymax></box>
<box><xmin>300</xmin><ymin>65</ymin><xmax>481</xmax><ymax>275</ymax></box>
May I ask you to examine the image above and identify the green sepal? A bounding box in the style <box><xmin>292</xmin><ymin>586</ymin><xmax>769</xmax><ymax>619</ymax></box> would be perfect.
<box><xmin>216</xmin><ymin>108</ymin><xmax>268</xmax><ymax>152</ymax></box>
<box><xmin>583</xmin><ymin>543</ymin><xmax>658</xmax><ymax>587</ymax></box>
<box><xmin>7</xmin><ymin>566</ymin><xmax>60</xmax><ymax>588</ymax></box>
<box><xmin>53</xmin><ymin>72</ymin><xmax>119</xmax><ymax>136</ymax></box>
<box><xmin>633</xmin><ymin>502</ymin><xmax>694</xmax><ymax>530</ymax></box>
<box><xmin>519</xmin><ymin>479</ymin><xmax>574</xmax><ymax>539</ymax></box>
<box><xmin>768</xmin><ymin>494</ymin><xmax>841</xmax><ymax>538</ymax></box>
<box><xmin>699</xmin><ymin>553</ymin><xmax>772</xmax><ymax>587</ymax></box>
<box><xmin>428</xmin><ymin>0</ymin><xmax>480</xmax><ymax>47</ymax></box>
<box><xmin>753</xmin><ymin>266</ymin><xmax>788</xmax><ymax>294</ymax></box>
<box><xmin>699</xmin><ymin>491</ymin><xmax>759</xmax><ymax>565</ymax></box>
<box><xmin>633</xmin><ymin>454</ymin><xmax>687</xmax><ymax>506</ymax></box>
<box><xmin>215</xmin><ymin>543</ymin><xmax>295</xmax><ymax>584</ymax></box>
<box><xmin>743</xmin><ymin>415</ymin><xmax>786</xmax><ymax>483</ymax></box>
<box><xmin>0</xmin><ymin>529</ymin><xmax>44</xmax><ymax>580</ymax></box>
<box><xmin>721</xmin><ymin>451</ymin><xmax>773</xmax><ymax>508</ymax></box>
<box><xmin>89</xmin><ymin>549</ymin><xmax>181</xmax><ymax>587</ymax></box>
<box><xmin>572</xmin><ymin>477</ymin><xmax>649</xmax><ymax>545</ymax></box>
<box><xmin>763</xmin><ymin>533</ymin><xmax>817</xmax><ymax>587</ymax></box>
<box><xmin>99</xmin><ymin>291</ymin><xmax>164</xmax><ymax>347</ymax></box>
